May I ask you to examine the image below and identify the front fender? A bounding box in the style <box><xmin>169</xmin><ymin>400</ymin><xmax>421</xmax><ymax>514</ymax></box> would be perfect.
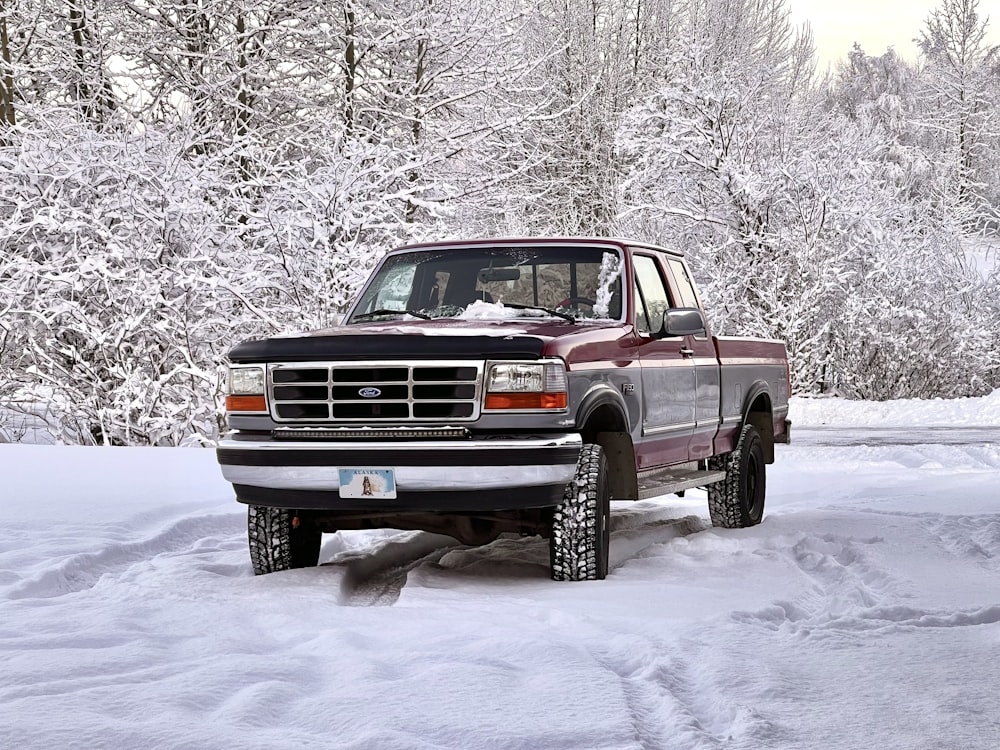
<box><xmin>574</xmin><ymin>382</ymin><xmax>629</xmax><ymax>431</ymax></box>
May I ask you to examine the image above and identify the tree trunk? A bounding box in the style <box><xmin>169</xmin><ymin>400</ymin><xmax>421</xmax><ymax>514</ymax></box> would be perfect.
<box><xmin>0</xmin><ymin>1</ymin><xmax>17</xmax><ymax>141</ymax></box>
<box><xmin>68</xmin><ymin>1</ymin><xmax>116</xmax><ymax>125</ymax></box>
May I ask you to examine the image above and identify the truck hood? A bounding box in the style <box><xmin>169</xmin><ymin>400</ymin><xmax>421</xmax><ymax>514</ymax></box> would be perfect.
<box><xmin>227</xmin><ymin>318</ymin><xmax>609</xmax><ymax>363</ymax></box>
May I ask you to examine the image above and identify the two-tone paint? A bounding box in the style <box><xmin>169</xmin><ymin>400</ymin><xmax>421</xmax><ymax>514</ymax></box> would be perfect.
<box><xmin>216</xmin><ymin>237</ymin><xmax>791</xmax><ymax>514</ymax></box>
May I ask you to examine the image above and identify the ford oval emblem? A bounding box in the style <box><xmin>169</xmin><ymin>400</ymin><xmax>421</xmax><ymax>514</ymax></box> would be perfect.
<box><xmin>358</xmin><ymin>387</ymin><xmax>381</xmax><ymax>399</ymax></box>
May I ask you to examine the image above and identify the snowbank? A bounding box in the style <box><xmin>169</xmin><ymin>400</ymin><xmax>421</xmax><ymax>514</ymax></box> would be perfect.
<box><xmin>791</xmin><ymin>389</ymin><xmax>1000</xmax><ymax>427</ymax></box>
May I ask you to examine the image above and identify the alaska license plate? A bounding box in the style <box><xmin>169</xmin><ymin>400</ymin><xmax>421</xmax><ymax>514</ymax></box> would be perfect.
<box><xmin>338</xmin><ymin>468</ymin><xmax>397</xmax><ymax>499</ymax></box>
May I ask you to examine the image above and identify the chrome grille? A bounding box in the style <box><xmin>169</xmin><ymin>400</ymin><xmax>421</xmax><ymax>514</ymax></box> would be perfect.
<box><xmin>268</xmin><ymin>361</ymin><xmax>484</xmax><ymax>423</ymax></box>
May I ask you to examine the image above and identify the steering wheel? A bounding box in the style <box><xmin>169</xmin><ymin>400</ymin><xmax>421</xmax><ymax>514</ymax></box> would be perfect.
<box><xmin>558</xmin><ymin>297</ymin><xmax>596</xmax><ymax>308</ymax></box>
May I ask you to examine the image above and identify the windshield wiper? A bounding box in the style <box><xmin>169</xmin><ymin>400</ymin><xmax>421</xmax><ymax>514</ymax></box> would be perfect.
<box><xmin>499</xmin><ymin>302</ymin><xmax>576</xmax><ymax>322</ymax></box>
<box><xmin>353</xmin><ymin>309</ymin><xmax>432</xmax><ymax>321</ymax></box>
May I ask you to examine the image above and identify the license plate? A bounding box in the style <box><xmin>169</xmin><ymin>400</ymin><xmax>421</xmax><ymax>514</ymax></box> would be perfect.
<box><xmin>338</xmin><ymin>468</ymin><xmax>397</xmax><ymax>499</ymax></box>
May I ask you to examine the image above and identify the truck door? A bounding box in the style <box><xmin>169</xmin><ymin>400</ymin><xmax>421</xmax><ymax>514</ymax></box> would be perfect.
<box><xmin>633</xmin><ymin>254</ymin><xmax>696</xmax><ymax>468</ymax></box>
<box><xmin>665</xmin><ymin>257</ymin><xmax>720</xmax><ymax>461</ymax></box>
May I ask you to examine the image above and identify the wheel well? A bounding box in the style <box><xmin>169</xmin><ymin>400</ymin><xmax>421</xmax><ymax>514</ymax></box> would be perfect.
<box><xmin>746</xmin><ymin>393</ymin><xmax>775</xmax><ymax>464</ymax></box>
<box><xmin>580</xmin><ymin>403</ymin><xmax>637</xmax><ymax>501</ymax></box>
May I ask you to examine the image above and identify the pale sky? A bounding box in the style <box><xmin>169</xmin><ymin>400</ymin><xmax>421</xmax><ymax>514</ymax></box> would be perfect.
<box><xmin>786</xmin><ymin>0</ymin><xmax>1000</xmax><ymax>66</ymax></box>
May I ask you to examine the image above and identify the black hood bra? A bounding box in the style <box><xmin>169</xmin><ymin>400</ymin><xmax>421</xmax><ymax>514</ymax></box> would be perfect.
<box><xmin>228</xmin><ymin>333</ymin><xmax>546</xmax><ymax>363</ymax></box>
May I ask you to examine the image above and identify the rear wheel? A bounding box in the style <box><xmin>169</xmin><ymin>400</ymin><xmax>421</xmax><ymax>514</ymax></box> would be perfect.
<box><xmin>707</xmin><ymin>424</ymin><xmax>766</xmax><ymax>528</ymax></box>
<box><xmin>247</xmin><ymin>505</ymin><xmax>322</xmax><ymax>575</ymax></box>
<box><xmin>550</xmin><ymin>444</ymin><xmax>611</xmax><ymax>581</ymax></box>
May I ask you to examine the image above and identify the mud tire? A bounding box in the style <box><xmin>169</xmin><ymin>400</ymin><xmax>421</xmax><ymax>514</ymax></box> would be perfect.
<box><xmin>248</xmin><ymin>505</ymin><xmax>322</xmax><ymax>575</ymax></box>
<box><xmin>707</xmin><ymin>424</ymin><xmax>766</xmax><ymax>528</ymax></box>
<box><xmin>550</xmin><ymin>444</ymin><xmax>611</xmax><ymax>581</ymax></box>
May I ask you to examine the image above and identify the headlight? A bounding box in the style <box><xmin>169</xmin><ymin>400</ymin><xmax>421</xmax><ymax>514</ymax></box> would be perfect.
<box><xmin>484</xmin><ymin>361</ymin><xmax>568</xmax><ymax>410</ymax></box>
<box><xmin>226</xmin><ymin>366</ymin><xmax>267</xmax><ymax>413</ymax></box>
<box><xmin>488</xmin><ymin>363</ymin><xmax>545</xmax><ymax>392</ymax></box>
<box><xmin>229</xmin><ymin>366</ymin><xmax>265</xmax><ymax>395</ymax></box>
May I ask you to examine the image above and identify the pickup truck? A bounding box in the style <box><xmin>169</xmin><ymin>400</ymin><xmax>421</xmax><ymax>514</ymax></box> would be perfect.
<box><xmin>217</xmin><ymin>237</ymin><xmax>791</xmax><ymax>581</ymax></box>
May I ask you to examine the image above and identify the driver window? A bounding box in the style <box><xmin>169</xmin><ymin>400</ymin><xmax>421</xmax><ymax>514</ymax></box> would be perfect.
<box><xmin>362</xmin><ymin>262</ymin><xmax>417</xmax><ymax>312</ymax></box>
<box><xmin>633</xmin><ymin>255</ymin><xmax>670</xmax><ymax>333</ymax></box>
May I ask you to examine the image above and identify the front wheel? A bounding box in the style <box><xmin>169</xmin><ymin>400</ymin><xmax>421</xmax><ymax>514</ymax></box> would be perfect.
<box><xmin>550</xmin><ymin>444</ymin><xmax>611</xmax><ymax>581</ymax></box>
<box><xmin>707</xmin><ymin>424</ymin><xmax>766</xmax><ymax>528</ymax></box>
<box><xmin>247</xmin><ymin>505</ymin><xmax>322</xmax><ymax>575</ymax></box>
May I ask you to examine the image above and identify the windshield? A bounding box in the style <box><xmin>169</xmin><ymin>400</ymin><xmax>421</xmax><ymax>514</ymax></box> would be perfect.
<box><xmin>347</xmin><ymin>244</ymin><xmax>624</xmax><ymax>323</ymax></box>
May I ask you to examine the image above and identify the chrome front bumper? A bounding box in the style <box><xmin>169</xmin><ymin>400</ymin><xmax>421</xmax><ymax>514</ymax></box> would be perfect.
<box><xmin>217</xmin><ymin>433</ymin><xmax>582</xmax><ymax>494</ymax></box>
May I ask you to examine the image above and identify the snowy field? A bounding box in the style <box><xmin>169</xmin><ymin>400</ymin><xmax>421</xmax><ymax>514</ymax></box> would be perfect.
<box><xmin>1</xmin><ymin>394</ymin><xmax>999</xmax><ymax>749</ymax></box>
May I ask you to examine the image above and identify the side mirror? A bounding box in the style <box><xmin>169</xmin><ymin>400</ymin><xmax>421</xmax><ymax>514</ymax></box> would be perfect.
<box><xmin>657</xmin><ymin>308</ymin><xmax>706</xmax><ymax>338</ymax></box>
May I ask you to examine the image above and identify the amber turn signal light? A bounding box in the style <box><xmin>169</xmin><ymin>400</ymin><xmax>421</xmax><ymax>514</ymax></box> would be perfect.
<box><xmin>484</xmin><ymin>392</ymin><xmax>567</xmax><ymax>410</ymax></box>
<box><xmin>226</xmin><ymin>394</ymin><xmax>267</xmax><ymax>412</ymax></box>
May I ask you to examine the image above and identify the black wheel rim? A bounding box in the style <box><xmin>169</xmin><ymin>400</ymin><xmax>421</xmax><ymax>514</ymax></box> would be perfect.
<box><xmin>596</xmin><ymin>453</ymin><xmax>611</xmax><ymax>578</ymax></box>
<box><xmin>746</xmin><ymin>448</ymin><xmax>764</xmax><ymax>522</ymax></box>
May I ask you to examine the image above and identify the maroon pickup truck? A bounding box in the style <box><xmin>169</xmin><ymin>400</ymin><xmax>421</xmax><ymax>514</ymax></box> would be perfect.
<box><xmin>217</xmin><ymin>238</ymin><xmax>791</xmax><ymax>581</ymax></box>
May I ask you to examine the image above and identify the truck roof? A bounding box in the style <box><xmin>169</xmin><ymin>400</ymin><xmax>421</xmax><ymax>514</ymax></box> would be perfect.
<box><xmin>391</xmin><ymin>237</ymin><xmax>685</xmax><ymax>259</ymax></box>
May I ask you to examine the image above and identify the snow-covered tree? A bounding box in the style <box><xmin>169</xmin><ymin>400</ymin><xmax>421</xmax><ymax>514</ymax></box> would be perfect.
<box><xmin>917</xmin><ymin>0</ymin><xmax>1000</xmax><ymax>226</ymax></box>
<box><xmin>0</xmin><ymin>122</ymin><xmax>238</xmax><ymax>444</ymax></box>
<box><xmin>465</xmin><ymin>0</ymin><xmax>683</xmax><ymax>236</ymax></box>
<box><xmin>617</xmin><ymin>0</ymin><xmax>996</xmax><ymax>398</ymax></box>
<box><xmin>616</xmin><ymin>0</ymin><xmax>817</xmax><ymax>356</ymax></box>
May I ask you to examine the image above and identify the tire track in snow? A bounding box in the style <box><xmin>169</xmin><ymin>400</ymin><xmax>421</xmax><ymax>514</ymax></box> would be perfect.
<box><xmin>731</xmin><ymin>532</ymin><xmax>898</xmax><ymax>635</ymax></box>
<box><xmin>595</xmin><ymin>640</ymin><xmax>711</xmax><ymax>750</ymax></box>
<box><xmin>4</xmin><ymin>513</ymin><xmax>244</xmax><ymax>600</ymax></box>
<box><xmin>819</xmin><ymin>509</ymin><xmax>1000</xmax><ymax>568</ymax></box>
<box><xmin>820</xmin><ymin>603</ymin><xmax>1000</xmax><ymax>631</ymax></box>
<box><xmin>330</xmin><ymin>532</ymin><xmax>460</xmax><ymax>606</ymax></box>
<box><xmin>592</xmin><ymin>636</ymin><xmax>780</xmax><ymax>750</ymax></box>
<box><xmin>333</xmin><ymin>508</ymin><xmax>707</xmax><ymax>604</ymax></box>
<box><xmin>921</xmin><ymin>514</ymin><xmax>1000</xmax><ymax>567</ymax></box>
<box><xmin>608</xmin><ymin>508</ymin><xmax>709</xmax><ymax>572</ymax></box>
<box><xmin>732</xmin><ymin>522</ymin><xmax>1000</xmax><ymax>636</ymax></box>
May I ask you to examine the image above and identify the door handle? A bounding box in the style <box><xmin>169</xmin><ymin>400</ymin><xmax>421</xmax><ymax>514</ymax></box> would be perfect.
<box><xmin>680</xmin><ymin>347</ymin><xmax>694</xmax><ymax>357</ymax></box>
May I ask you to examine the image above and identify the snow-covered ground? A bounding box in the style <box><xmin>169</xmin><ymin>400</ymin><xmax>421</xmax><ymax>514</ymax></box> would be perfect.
<box><xmin>1</xmin><ymin>395</ymin><xmax>998</xmax><ymax>749</ymax></box>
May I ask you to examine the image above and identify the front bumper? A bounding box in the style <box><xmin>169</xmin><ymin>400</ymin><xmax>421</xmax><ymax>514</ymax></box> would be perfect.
<box><xmin>217</xmin><ymin>434</ymin><xmax>582</xmax><ymax>511</ymax></box>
